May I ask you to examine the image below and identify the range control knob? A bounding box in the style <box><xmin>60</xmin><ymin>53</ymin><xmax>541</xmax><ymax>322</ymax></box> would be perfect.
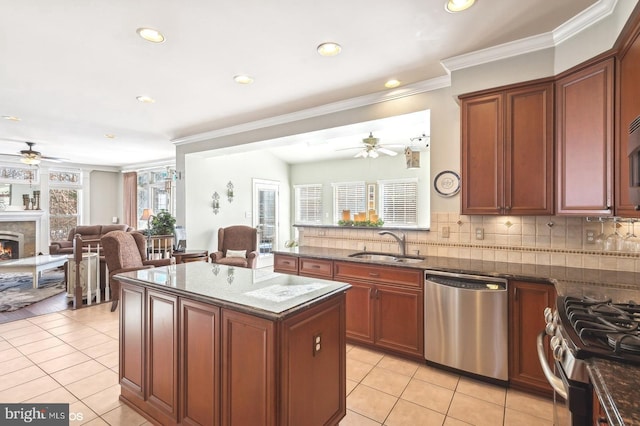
<box><xmin>544</xmin><ymin>307</ymin><xmax>553</xmax><ymax>323</ymax></box>
<box><xmin>550</xmin><ymin>335</ymin><xmax>564</xmax><ymax>361</ymax></box>
<box><xmin>545</xmin><ymin>322</ymin><xmax>556</xmax><ymax>336</ymax></box>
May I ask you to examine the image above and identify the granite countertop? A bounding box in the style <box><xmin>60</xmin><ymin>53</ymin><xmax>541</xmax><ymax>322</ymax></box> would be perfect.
<box><xmin>275</xmin><ymin>247</ymin><xmax>640</xmax><ymax>425</ymax></box>
<box><xmin>115</xmin><ymin>261</ymin><xmax>350</xmax><ymax>320</ymax></box>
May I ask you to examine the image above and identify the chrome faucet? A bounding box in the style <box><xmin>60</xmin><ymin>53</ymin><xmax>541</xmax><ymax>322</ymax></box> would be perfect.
<box><xmin>378</xmin><ymin>231</ymin><xmax>406</xmax><ymax>256</ymax></box>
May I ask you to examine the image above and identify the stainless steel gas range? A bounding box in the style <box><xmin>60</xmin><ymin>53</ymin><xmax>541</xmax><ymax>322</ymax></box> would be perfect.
<box><xmin>539</xmin><ymin>296</ymin><xmax>640</xmax><ymax>425</ymax></box>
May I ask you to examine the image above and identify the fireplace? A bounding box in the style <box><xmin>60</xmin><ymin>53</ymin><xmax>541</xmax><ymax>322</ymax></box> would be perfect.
<box><xmin>0</xmin><ymin>231</ymin><xmax>24</xmax><ymax>260</ymax></box>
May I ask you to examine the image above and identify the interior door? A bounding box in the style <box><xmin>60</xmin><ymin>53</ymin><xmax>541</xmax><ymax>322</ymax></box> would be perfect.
<box><xmin>253</xmin><ymin>179</ymin><xmax>279</xmax><ymax>268</ymax></box>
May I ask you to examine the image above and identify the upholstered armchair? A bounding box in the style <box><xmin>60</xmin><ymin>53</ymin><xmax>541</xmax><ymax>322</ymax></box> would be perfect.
<box><xmin>101</xmin><ymin>230</ymin><xmax>175</xmax><ymax>311</ymax></box>
<box><xmin>210</xmin><ymin>225</ymin><xmax>258</xmax><ymax>268</ymax></box>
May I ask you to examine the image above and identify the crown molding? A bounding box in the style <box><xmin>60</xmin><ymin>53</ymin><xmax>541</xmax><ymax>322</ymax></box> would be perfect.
<box><xmin>171</xmin><ymin>75</ymin><xmax>451</xmax><ymax>146</ymax></box>
<box><xmin>441</xmin><ymin>0</ymin><xmax>618</xmax><ymax>73</ymax></box>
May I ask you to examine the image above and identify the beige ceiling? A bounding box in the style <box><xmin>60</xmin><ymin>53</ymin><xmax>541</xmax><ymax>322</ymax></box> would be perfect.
<box><xmin>0</xmin><ymin>0</ymin><xmax>600</xmax><ymax>167</ymax></box>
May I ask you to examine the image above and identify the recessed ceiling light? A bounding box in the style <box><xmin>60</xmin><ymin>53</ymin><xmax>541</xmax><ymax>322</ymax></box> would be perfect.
<box><xmin>104</xmin><ymin>134</ymin><xmax>116</xmax><ymax>139</ymax></box>
<box><xmin>233</xmin><ymin>75</ymin><xmax>254</xmax><ymax>85</ymax></box>
<box><xmin>385</xmin><ymin>79</ymin><xmax>401</xmax><ymax>88</ymax></box>
<box><xmin>136</xmin><ymin>27</ymin><xmax>165</xmax><ymax>43</ymax></box>
<box><xmin>136</xmin><ymin>95</ymin><xmax>156</xmax><ymax>103</ymax></box>
<box><xmin>445</xmin><ymin>0</ymin><xmax>475</xmax><ymax>13</ymax></box>
<box><xmin>317</xmin><ymin>42</ymin><xmax>342</xmax><ymax>57</ymax></box>
<box><xmin>2</xmin><ymin>115</ymin><xmax>21</xmax><ymax>121</ymax></box>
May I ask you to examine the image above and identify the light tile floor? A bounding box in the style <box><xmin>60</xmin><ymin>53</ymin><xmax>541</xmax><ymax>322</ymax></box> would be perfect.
<box><xmin>0</xmin><ymin>303</ymin><xmax>555</xmax><ymax>425</ymax></box>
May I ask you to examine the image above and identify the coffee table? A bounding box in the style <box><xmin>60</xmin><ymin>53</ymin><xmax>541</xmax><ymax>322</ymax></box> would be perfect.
<box><xmin>0</xmin><ymin>255</ymin><xmax>69</xmax><ymax>288</ymax></box>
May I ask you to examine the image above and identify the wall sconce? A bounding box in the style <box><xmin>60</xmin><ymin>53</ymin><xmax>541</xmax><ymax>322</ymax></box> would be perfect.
<box><xmin>227</xmin><ymin>181</ymin><xmax>234</xmax><ymax>202</ymax></box>
<box><xmin>212</xmin><ymin>192</ymin><xmax>220</xmax><ymax>214</ymax></box>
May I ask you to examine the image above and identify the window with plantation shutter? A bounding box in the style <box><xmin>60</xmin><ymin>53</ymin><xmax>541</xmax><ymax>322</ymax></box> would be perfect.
<box><xmin>378</xmin><ymin>179</ymin><xmax>418</xmax><ymax>226</ymax></box>
<box><xmin>333</xmin><ymin>181</ymin><xmax>366</xmax><ymax>223</ymax></box>
<box><xmin>294</xmin><ymin>184</ymin><xmax>323</xmax><ymax>224</ymax></box>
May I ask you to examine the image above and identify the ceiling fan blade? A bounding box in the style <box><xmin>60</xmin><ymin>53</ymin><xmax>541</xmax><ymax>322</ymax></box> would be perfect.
<box><xmin>378</xmin><ymin>147</ymin><xmax>398</xmax><ymax>156</ymax></box>
<box><xmin>336</xmin><ymin>146</ymin><xmax>362</xmax><ymax>151</ymax></box>
<box><xmin>353</xmin><ymin>150</ymin><xmax>367</xmax><ymax>158</ymax></box>
<box><xmin>41</xmin><ymin>155</ymin><xmax>67</xmax><ymax>163</ymax></box>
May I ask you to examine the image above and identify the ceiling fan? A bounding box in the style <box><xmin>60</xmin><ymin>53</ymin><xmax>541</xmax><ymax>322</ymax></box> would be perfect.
<box><xmin>341</xmin><ymin>132</ymin><xmax>399</xmax><ymax>159</ymax></box>
<box><xmin>0</xmin><ymin>141</ymin><xmax>66</xmax><ymax>165</ymax></box>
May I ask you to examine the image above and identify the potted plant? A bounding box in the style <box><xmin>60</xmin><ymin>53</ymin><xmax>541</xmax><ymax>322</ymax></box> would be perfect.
<box><xmin>149</xmin><ymin>211</ymin><xmax>176</xmax><ymax>236</ymax></box>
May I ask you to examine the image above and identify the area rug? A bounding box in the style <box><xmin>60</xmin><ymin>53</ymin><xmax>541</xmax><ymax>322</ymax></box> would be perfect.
<box><xmin>0</xmin><ymin>270</ymin><xmax>66</xmax><ymax>312</ymax></box>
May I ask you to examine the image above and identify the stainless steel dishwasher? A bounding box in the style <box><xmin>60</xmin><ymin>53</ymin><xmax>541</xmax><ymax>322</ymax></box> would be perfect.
<box><xmin>424</xmin><ymin>270</ymin><xmax>508</xmax><ymax>381</ymax></box>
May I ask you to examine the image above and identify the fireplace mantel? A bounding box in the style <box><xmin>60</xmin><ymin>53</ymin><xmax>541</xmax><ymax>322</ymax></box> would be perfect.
<box><xmin>0</xmin><ymin>211</ymin><xmax>45</xmax><ymax>221</ymax></box>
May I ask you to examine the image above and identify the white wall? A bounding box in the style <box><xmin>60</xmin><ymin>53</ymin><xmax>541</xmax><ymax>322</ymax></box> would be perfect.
<box><xmin>184</xmin><ymin>150</ymin><xmax>290</xmax><ymax>252</ymax></box>
<box><xmin>89</xmin><ymin>170</ymin><xmax>122</xmax><ymax>225</ymax></box>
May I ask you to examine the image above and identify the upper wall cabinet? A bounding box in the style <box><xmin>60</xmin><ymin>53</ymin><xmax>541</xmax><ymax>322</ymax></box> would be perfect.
<box><xmin>616</xmin><ymin>21</ymin><xmax>640</xmax><ymax>217</ymax></box>
<box><xmin>556</xmin><ymin>58</ymin><xmax>614</xmax><ymax>216</ymax></box>
<box><xmin>460</xmin><ymin>81</ymin><xmax>554</xmax><ymax>215</ymax></box>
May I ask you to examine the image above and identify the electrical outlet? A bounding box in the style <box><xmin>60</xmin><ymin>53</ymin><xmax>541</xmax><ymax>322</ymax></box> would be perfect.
<box><xmin>475</xmin><ymin>228</ymin><xmax>484</xmax><ymax>240</ymax></box>
<box><xmin>586</xmin><ymin>230</ymin><xmax>596</xmax><ymax>244</ymax></box>
<box><xmin>313</xmin><ymin>333</ymin><xmax>322</xmax><ymax>356</ymax></box>
<box><xmin>318</xmin><ymin>230</ymin><xmax>326</xmax><ymax>236</ymax></box>
<box><xmin>442</xmin><ymin>226</ymin><xmax>450</xmax><ymax>238</ymax></box>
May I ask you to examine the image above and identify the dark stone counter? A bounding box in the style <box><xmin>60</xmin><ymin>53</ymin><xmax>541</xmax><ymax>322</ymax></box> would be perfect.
<box><xmin>274</xmin><ymin>247</ymin><xmax>640</xmax><ymax>424</ymax></box>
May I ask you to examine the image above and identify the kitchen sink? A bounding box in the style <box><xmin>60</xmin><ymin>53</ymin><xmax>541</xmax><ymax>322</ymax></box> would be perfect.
<box><xmin>348</xmin><ymin>252</ymin><xmax>425</xmax><ymax>264</ymax></box>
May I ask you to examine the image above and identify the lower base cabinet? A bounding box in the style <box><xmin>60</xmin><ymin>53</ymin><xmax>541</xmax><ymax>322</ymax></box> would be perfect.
<box><xmin>509</xmin><ymin>280</ymin><xmax>556</xmax><ymax>396</ymax></box>
<box><xmin>335</xmin><ymin>261</ymin><xmax>424</xmax><ymax>360</ymax></box>
<box><xmin>119</xmin><ymin>282</ymin><xmax>346</xmax><ymax>425</ymax></box>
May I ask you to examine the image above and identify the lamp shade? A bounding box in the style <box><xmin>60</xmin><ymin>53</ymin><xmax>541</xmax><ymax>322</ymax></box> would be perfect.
<box><xmin>140</xmin><ymin>208</ymin><xmax>154</xmax><ymax>221</ymax></box>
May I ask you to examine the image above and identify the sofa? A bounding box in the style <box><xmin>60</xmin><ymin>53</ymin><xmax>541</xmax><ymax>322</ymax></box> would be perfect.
<box><xmin>49</xmin><ymin>224</ymin><xmax>134</xmax><ymax>255</ymax></box>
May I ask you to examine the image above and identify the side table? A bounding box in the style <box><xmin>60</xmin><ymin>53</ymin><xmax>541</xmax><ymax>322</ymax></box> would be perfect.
<box><xmin>172</xmin><ymin>250</ymin><xmax>209</xmax><ymax>264</ymax></box>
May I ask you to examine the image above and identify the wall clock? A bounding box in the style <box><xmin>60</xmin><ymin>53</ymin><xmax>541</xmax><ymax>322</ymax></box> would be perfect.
<box><xmin>434</xmin><ymin>170</ymin><xmax>460</xmax><ymax>197</ymax></box>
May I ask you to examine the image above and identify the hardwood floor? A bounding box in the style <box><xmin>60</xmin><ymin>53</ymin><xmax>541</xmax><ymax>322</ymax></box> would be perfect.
<box><xmin>0</xmin><ymin>291</ymin><xmax>70</xmax><ymax>324</ymax></box>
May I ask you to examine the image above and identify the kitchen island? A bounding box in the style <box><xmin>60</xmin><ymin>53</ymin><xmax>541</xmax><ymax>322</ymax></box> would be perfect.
<box><xmin>114</xmin><ymin>262</ymin><xmax>350</xmax><ymax>426</ymax></box>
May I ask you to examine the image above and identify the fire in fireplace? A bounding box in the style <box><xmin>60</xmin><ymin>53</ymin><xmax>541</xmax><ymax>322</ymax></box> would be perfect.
<box><xmin>0</xmin><ymin>231</ymin><xmax>24</xmax><ymax>261</ymax></box>
<box><xmin>0</xmin><ymin>241</ymin><xmax>17</xmax><ymax>260</ymax></box>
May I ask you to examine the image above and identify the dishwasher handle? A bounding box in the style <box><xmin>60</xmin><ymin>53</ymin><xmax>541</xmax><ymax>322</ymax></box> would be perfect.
<box><xmin>426</xmin><ymin>275</ymin><xmax>506</xmax><ymax>291</ymax></box>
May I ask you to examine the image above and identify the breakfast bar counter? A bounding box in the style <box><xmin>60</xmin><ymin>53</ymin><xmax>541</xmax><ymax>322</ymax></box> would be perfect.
<box><xmin>115</xmin><ymin>262</ymin><xmax>350</xmax><ymax>425</ymax></box>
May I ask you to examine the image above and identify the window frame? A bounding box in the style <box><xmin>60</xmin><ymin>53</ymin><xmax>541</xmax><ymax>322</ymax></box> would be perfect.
<box><xmin>377</xmin><ymin>178</ymin><xmax>419</xmax><ymax>227</ymax></box>
<box><xmin>293</xmin><ymin>184</ymin><xmax>323</xmax><ymax>225</ymax></box>
<box><xmin>332</xmin><ymin>181</ymin><xmax>366</xmax><ymax>224</ymax></box>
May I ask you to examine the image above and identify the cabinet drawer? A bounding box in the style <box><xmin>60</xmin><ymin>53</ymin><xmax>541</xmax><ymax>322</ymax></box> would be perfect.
<box><xmin>334</xmin><ymin>261</ymin><xmax>422</xmax><ymax>288</ymax></box>
<box><xmin>274</xmin><ymin>255</ymin><xmax>299</xmax><ymax>274</ymax></box>
<box><xmin>299</xmin><ymin>258</ymin><xmax>333</xmax><ymax>278</ymax></box>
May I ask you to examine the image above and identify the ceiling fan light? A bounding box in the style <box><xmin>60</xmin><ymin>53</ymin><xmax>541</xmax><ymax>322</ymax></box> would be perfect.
<box><xmin>20</xmin><ymin>156</ymin><xmax>41</xmax><ymax>165</ymax></box>
<box><xmin>369</xmin><ymin>150</ymin><xmax>379</xmax><ymax>159</ymax></box>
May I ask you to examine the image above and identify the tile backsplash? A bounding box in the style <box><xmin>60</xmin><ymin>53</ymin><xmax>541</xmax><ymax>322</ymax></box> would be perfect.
<box><xmin>296</xmin><ymin>213</ymin><xmax>640</xmax><ymax>272</ymax></box>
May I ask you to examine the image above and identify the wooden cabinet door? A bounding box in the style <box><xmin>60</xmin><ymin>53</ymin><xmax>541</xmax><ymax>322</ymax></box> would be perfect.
<box><xmin>505</xmin><ymin>83</ymin><xmax>554</xmax><ymax>215</ymax></box>
<box><xmin>374</xmin><ymin>284</ymin><xmax>424</xmax><ymax>358</ymax></box>
<box><xmin>119</xmin><ymin>283</ymin><xmax>145</xmax><ymax>401</ymax></box>
<box><xmin>146</xmin><ymin>290</ymin><xmax>179</xmax><ymax>421</ymax></box>
<box><xmin>461</xmin><ymin>93</ymin><xmax>504</xmax><ymax>214</ymax></box>
<box><xmin>344</xmin><ymin>281</ymin><xmax>374</xmax><ymax>344</ymax></box>
<box><xmin>616</xmin><ymin>30</ymin><xmax>640</xmax><ymax>216</ymax></box>
<box><xmin>180</xmin><ymin>299</ymin><xmax>220</xmax><ymax>426</ymax></box>
<box><xmin>221</xmin><ymin>309</ymin><xmax>275</xmax><ymax>426</ymax></box>
<box><xmin>281</xmin><ymin>294</ymin><xmax>347</xmax><ymax>426</ymax></box>
<box><xmin>509</xmin><ymin>280</ymin><xmax>556</xmax><ymax>397</ymax></box>
<box><xmin>556</xmin><ymin>59</ymin><xmax>614</xmax><ymax>215</ymax></box>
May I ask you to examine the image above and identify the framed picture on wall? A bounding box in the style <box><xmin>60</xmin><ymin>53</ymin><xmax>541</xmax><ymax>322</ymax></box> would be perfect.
<box><xmin>0</xmin><ymin>184</ymin><xmax>10</xmax><ymax>208</ymax></box>
<box><xmin>367</xmin><ymin>184</ymin><xmax>376</xmax><ymax>210</ymax></box>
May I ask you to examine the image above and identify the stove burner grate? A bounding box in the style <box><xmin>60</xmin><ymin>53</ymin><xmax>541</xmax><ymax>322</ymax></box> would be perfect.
<box><xmin>608</xmin><ymin>334</ymin><xmax>640</xmax><ymax>354</ymax></box>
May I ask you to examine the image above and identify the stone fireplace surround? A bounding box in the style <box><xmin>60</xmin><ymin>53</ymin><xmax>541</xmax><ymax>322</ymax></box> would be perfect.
<box><xmin>0</xmin><ymin>211</ymin><xmax>45</xmax><ymax>258</ymax></box>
